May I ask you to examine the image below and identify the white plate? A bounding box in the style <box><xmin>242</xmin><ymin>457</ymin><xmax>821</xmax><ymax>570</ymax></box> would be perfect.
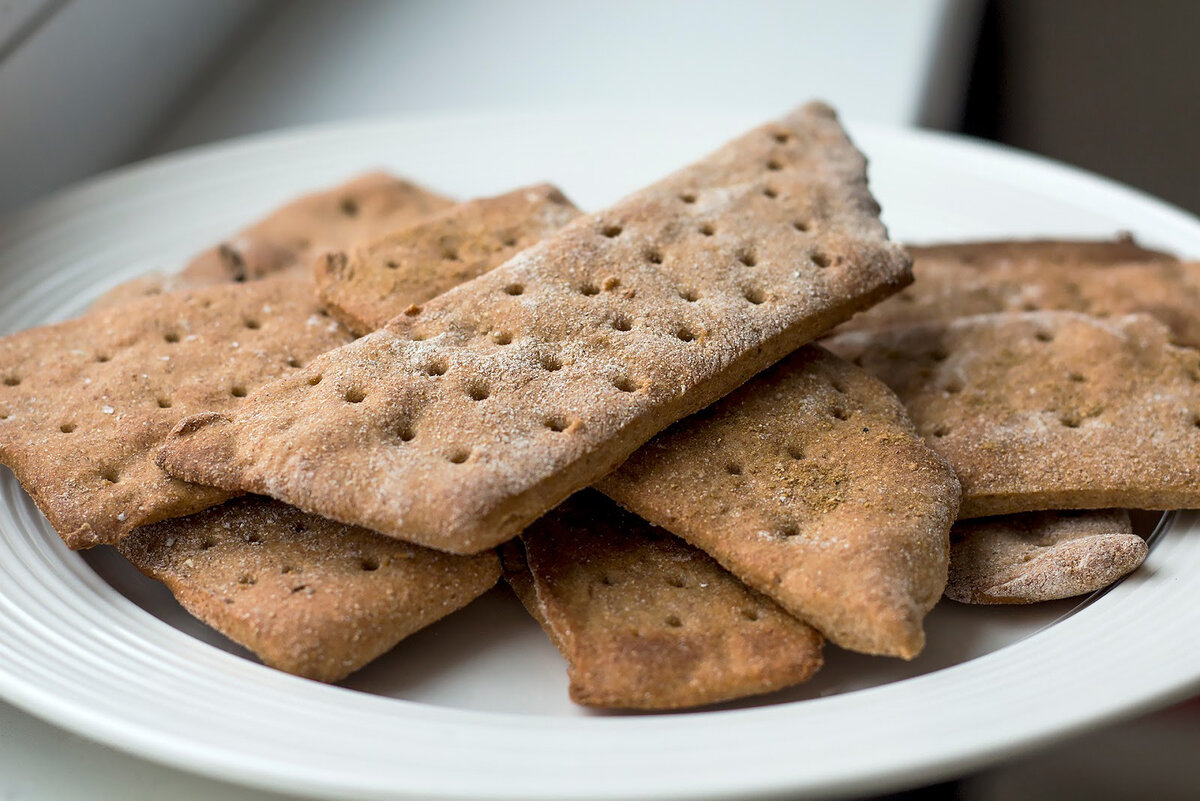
<box><xmin>1</xmin><ymin>110</ymin><xmax>1199</xmax><ymax>801</ymax></box>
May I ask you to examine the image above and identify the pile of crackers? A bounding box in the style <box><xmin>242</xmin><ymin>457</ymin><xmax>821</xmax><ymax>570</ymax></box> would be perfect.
<box><xmin>1</xmin><ymin>102</ymin><xmax>1192</xmax><ymax>709</ymax></box>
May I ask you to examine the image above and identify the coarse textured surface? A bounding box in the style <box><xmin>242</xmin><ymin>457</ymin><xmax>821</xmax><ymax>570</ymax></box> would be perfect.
<box><xmin>946</xmin><ymin>510</ymin><xmax>1144</xmax><ymax>604</ymax></box>
<box><xmin>157</xmin><ymin>102</ymin><xmax>912</xmax><ymax>554</ymax></box>
<box><xmin>598</xmin><ymin>345</ymin><xmax>958</xmax><ymax>659</ymax></box>
<box><xmin>826</xmin><ymin>311</ymin><xmax>1200</xmax><ymax>517</ymax></box>
<box><xmin>316</xmin><ymin>184</ymin><xmax>581</xmax><ymax>335</ymax></box>
<box><xmin>119</xmin><ymin>496</ymin><xmax>500</xmax><ymax>682</ymax></box>
<box><xmin>840</xmin><ymin>238</ymin><xmax>1200</xmax><ymax>346</ymax></box>
<box><xmin>906</xmin><ymin>236</ymin><xmax>1174</xmax><ymax>269</ymax></box>
<box><xmin>0</xmin><ymin>278</ymin><xmax>352</xmax><ymax>548</ymax></box>
<box><xmin>92</xmin><ymin>172</ymin><xmax>453</xmax><ymax>309</ymax></box>
<box><xmin>501</xmin><ymin>491</ymin><xmax>823</xmax><ymax>710</ymax></box>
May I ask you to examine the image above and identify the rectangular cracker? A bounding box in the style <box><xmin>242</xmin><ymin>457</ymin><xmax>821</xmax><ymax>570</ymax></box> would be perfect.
<box><xmin>157</xmin><ymin>102</ymin><xmax>912</xmax><ymax>554</ymax></box>
<box><xmin>315</xmin><ymin>184</ymin><xmax>581</xmax><ymax>335</ymax></box>
<box><xmin>0</xmin><ymin>278</ymin><xmax>353</xmax><ymax>548</ymax></box>
<box><xmin>501</xmin><ymin>491</ymin><xmax>823</xmax><ymax>710</ymax></box>
<box><xmin>597</xmin><ymin>345</ymin><xmax>959</xmax><ymax>659</ymax></box>
<box><xmin>946</xmin><ymin>510</ymin><xmax>1144</xmax><ymax>605</ymax></box>
<box><xmin>92</xmin><ymin>172</ymin><xmax>454</xmax><ymax>309</ymax></box>
<box><xmin>119</xmin><ymin>496</ymin><xmax>499</xmax><ymax>682</ymax></box>
<box><xmin>841</xmin><ymin>239</ymin><xmax>1200</xmax><ymax>347</ymax></box>
<box><xmin>826</xmin><ymin>311</ymin><xmax>1200</xmax><ymax>516</ymax></box>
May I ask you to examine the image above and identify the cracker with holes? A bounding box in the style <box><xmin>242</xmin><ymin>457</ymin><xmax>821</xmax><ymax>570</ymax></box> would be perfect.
<box><xmin>0</xmin><ymin>278</ymin><xmax>352</xmax><ymax>548</ymax></box>
<box><xmin>158</xmin><ymin>102</ymin><xmax>912</xmax><ymax>554</ymax></box>
<box><xmin>598</xmin><ymin>345</ymin><xmax>959</xmax><ymax>659</ymax></box>
<box><xmin>945</xmin><ymin>510</ymin><xmax>1144</xmax><ymax>604</ymax></box>
<box><xmin>839</xmin><ymin>239</ymin><xmax>1200</xmax><ymax>347</ymax></box>
<box><xmin>501</xmin><ymin>491</ymin><xmax>823</xmax><ymax>710</ymax></box>
<box><xmin>316</xmin><ymin>184</ymin><xmax>582</xmax><ymax>336</ymax></box>
<box><xmin>119</xmin><ymin>496</ymin><xmax>500</xmax><ymax>682</ymax></box>
<box><xmin>827</xmin><ymin>311</ymin><xmax>1200</xmax><ymax>517</ymax></box>
<box><xmin>93</xmin><ymin>172</ymin><xmax>454</xmax><ymax>309</ymax></box>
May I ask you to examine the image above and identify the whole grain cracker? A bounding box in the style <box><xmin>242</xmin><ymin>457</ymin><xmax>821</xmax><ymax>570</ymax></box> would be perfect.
<box><xmin>158</xmin><ymin>102</ymin><xmax>912</xmax><ymax>554</ymax></box>
<box><xmin>841</xmin><ymin>241</ymin><xmax>1200</xmax><ymax>347</ymax></box>
<box><xmin>501</xmin><ymin>491</ymin><xmax>823</xmax><ymax>710</ymax></box>
<box><xmin>0</xmin><ymin>278</ymin><xmax>352</xmax><ymax>548</ymax></box>
<box><xmin>316</xmin><ymin>184</ymin><xmax>581</xmax><ymax>335</ymax></box>
<box><xmin>826</xmin><ymin>311</ymin><xmax>1200</xmax><ymax>517</ymax></box>
<box><xmin>946</xmin><ymin>510</ymin><xmax>1144</xmax><ymax>604</ymax></box>
<box><xmin>906</xmin><ymin>236</ymin><xmax>1173</xmax><ymax>270</ymax></box>
<box><xmin>119</xmin><ymin>495</ymin><xmax>499</xmax><ymax>682</ymax></box>
<box><xmin>598</xmin><ymin>345</ymin><xmax>959</xmax><ymax>659</ymax></box>
<box><xmin>92</xmin><ymin>172</ymin><xmax>453</xmax><ymax>309</ymax></box>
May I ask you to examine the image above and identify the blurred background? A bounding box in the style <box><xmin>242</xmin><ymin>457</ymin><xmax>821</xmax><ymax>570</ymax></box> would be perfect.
<box><xmin>1</xmin><ymin>1</ymin><xmax>1198</xmax><ymax>799</ymax></box>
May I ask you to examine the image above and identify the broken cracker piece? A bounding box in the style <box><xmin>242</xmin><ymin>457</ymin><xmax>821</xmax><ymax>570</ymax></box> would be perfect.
<box><xmin>826</xmin><ymin>311</ymin><xmax>1200</xmax><ymax>517</ymax></box>
<box><xmin>119</xmin><ymin>496</ymin><xmax>499</xmax><ymax>682</ymax></box>
<box><xmin>946</xmin><ymin>510</ymin><xmax>1144</xmax><ymax>604</ymax></box>
<box><xmin>158</xmin><ymin>102</ymin><xmax>912</xmax><ymax>554</ymax></box>
<box><xmin>502</xmin><ymin>491</ymin><xmax>823</xmax><ymax>710</ymax></box>
<box><xmin>0</xmin><ymin>278</ymin><xmax>352</xmax><ymax>548</ymax></box>
<box><xmin>315</xmin><ymin>183</ymin><xmax>582</xmax><ymax>335</ymax></box>
<box><xmin>93</xmin><ymin>172</ymin><xmax>453</xmax><ymax>309</ymax></box>
<box><xmin>598</xmin><ymin>345</ymin><xmax>959</xmax><ymax>659</ymax></box>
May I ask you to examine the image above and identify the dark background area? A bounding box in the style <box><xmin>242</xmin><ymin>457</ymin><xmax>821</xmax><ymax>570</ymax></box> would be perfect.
<box><xmin>963</xmin><ymin>0</ymin><xmax>1200</xmax><ymax>214</ymax></box>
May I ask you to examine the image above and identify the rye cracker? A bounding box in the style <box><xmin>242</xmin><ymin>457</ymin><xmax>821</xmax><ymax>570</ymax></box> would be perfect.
<box><xmin>501</xmin><ymin>491</ymin><xmax>823</xmax><ymax>710</ymax></box>
<box><xmin>906</xmin><ymin>236</ymin><xmax>1173</xmax><ymax>269</ymax></box>
<box><xmin>93</xmin><ymin>172</ymin><xmax>453</xmax><ymax>309</ymax></box>
<box><xmin>946</xmin><ymin>510</ymin><xmax>1144</xmax><ymax>604</ymax></box>
<box><xmin>158</xmin><ymin>102</ymin><xmax>912</xmax><ymax>554</ymax></box>
<box><xmin>119</xmin><ymin>496</ymin><xmax>499</xmax><ymax>682</ymax></box>
<box><xmin>315</xmin><ymin>184</ymin><xmax>581</xmax><ymax>335</ymax></box>
<box><xmin>598</xmin><ymin>345</ymin><xmax>958</xmax><ymax>659</ymax></box>
<box><xmin>826</xmin><ymin>311</ymin><xmax>1200</xmax><ymax>517</ymax></box>
<box><xmin>0</xmin><ymin>278</ymin><xmax>352</xmax><ymax>548</ymax></box>
<box><xmin>842</xmin><ymin>241</ymin><xmax>1200</xmax><ymax>348</ymax></box>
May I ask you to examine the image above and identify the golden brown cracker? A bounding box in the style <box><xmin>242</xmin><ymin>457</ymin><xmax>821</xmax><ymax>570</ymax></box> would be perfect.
<box><xmin>0</xmin><ymin>278</ymin><xmax>352</xmax><ymax>548</ymax></box>
<box><xmin>598</xmin><ymin>345</ymin><xmax>959</xmax><ymax>659</ymax></box>
<box><xmin>316</xmin><ymin>184</ymin><xmax>581</xmax><ymax>335</ymax></box>
<box><xmin>827</xmin><ymin>311</ymin><xmax>1200</xmax><ymax>517</ymax></box>
<box><xmin>92</xmin><ymin>172</ymin><xmax>453</xmax><ymax>309</ymax></box>
<box><xmin>502</xmin><ymin>491</ymin><xmax>823</xmax><ymax>710</ymax></box>
<box><xmin>158</xmin><ymin>102</ymin><xmax>912</xmax><ymax>554</ymax></box>
<box><xmin>119</xmin><ymin>496</ymin><xmax>499</xmax><ymax>682</ymax></box>
<box><xmin>946</xmin><ymin>510</ymin><xmax>1144</xmax><ymax>604</ymax></box>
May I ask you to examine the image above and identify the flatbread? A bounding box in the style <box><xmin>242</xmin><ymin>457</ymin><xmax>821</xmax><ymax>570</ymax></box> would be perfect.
<box><xmin>598</xmin><ymin>345</ymin><xmax>958</xmax><ymax>658</ymax></box>
<box><xmin>120</xmin><ymin>496</ymin><xmax>500</xmax><ymax>681</ymax></box>
<box><xmin>946</xmin><ymin>510</ymin><xmax>1144</xmax><ymax>604</ymax></box>
<box><xmin>157</xmin><ymin>102</ymin><xmax>912</xmax><ymax>554</ymax></box>
<box><xmin>827</xmin><ymin>311</ymin><xmax>1200</xmax><ymax>517</ymax></box>
<box><xmin>842</xmin><ymin>241</ymin><xmax>1200</xmax><ymax>348</ymax></box>
<box><xmin>93</xmin><ymin>172</ymin><xmax>453</xmax><ymax>308</ymax></box>
<box><xmin>315</xmin><ymin>184</ymin><xmax>581</xmax><ymax>335</ymax></box>
<box><xmin>502</xmin><ymin>491</ymin><xmax>823</xmax><ymax>710</ymax></box>
<box><xmin>0</xmin><ymin>278</ymin><xmax>352</xmax><ymax>547</ymax></box>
